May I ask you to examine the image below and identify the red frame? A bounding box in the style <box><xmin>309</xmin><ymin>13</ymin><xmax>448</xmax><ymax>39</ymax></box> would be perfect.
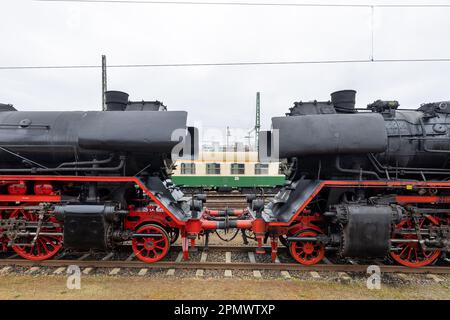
<box><xmin>0</xmin><ymin>175</ymin><xmax>186</xmax><ymax>226</ymax></box>
<box><xmin>2</xmin><ymin>176</ymin><xmax>450</xmax><ymax>228</ymax></box>
<box><xmin>125</xmin><ymin>205</ymin><xmax>180</xmax><ymax>231</ymax></box>
<box><xmin>3</xmin><ymin>176</ymin><xmax>448</xmax><ymax>222</ymax></box>
<box><xmin>0</xmin><ymin>195</ymin><xmax>61</xmax><ymax>202</ymax></box>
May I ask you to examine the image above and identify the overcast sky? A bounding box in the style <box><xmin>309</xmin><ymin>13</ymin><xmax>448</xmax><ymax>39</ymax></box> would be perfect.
<box><xmin>1</xmin><ymin>0</ymin><xmax>450</xmax><ymax>144</ymax></box>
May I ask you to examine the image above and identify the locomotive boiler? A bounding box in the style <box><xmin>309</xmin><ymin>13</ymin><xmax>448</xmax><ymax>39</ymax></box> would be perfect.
<box><xmin>256</xmin><ymin>90</ymin><xmax>450</xmax><ymax>267</ymax></box>
<box><xmin>0</xmin><ymin>90</ymin><xmax>185</xmax><ymax>178</ymax></box>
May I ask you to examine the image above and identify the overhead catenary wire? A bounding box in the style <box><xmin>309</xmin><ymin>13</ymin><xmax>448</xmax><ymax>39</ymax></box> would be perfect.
<box><xmin>6</xmin><ymin>1</ymin><xmax>450</xmax><ymax>70</ymax></box>
<box><xmin>1</xmin><ymin>57</ymin><xmax>450</xmax><ymax>70</ymax></box>
<box><xmin>32</xmin><ymin>0</ymin><xmax>450</xmax><ymax>8</ymax></box>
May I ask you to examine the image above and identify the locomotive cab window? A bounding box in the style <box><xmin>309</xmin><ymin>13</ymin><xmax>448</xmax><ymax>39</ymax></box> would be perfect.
<box><xmin>206</xmin><ymin>163</ymin><xmax>221</xmax><ymax>174</ymax></box>
<box><xmin>230</xmin><ymin>163</ymin><xmax>245</xmax><ymax>174</ymax></box>
<box><xmin>180</xmin><ymin>163</ymin><xmax>195</xmax><ymax>174</ymax></box>
<box><xmin>255</xmin><ymin>163</ymin><xmax>269</xmax><ymax>175</ymax></box>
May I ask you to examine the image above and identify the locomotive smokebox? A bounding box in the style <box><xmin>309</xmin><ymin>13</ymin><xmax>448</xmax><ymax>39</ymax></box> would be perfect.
<box><xmin>331</xmin><ymin>90</ymin><xmax>356</xmax><ymax>113</ymax></box>
<box><xmin>105</xmin><ymin>90</ymin><xmax>129</xmax><ymax>111</ymax></box>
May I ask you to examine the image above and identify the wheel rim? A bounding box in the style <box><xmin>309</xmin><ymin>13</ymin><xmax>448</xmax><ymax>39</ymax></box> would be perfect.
<box><xmin>132</xmin><ymin>224</ymin><xmax>170</xmax><ymax>263</ymax></box>
<box><xmin>10</xmin><ymin>208</ymin><xmax>62</xmax><ymax>261</ymax></box>
<box><xmin>390</xmin><ymin>216</ymin><xmax>441</xmax><ymax>267</ymax></box>
<box><xmin>290</xmin><ymin>230</ymin><xmax>325</xmax><ymax>265</ymax></box>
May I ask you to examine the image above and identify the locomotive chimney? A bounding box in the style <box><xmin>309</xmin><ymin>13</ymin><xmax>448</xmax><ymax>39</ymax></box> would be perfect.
<box><xmin>105</xmin><ymin>91</ymin><xmax>129</xmax><ymax>111</ymax></box>
<box><xmin>331</xmin><ymin>90</ymin><xmax>356</xmax><ymax>113</ymax></box>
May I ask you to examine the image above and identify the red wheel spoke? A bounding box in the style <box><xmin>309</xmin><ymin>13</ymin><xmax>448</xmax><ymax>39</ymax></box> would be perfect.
<box><xmin>42</xmin><ymin>237</ymin><xmax>56</xmax><ymax>250</ymax></box>
<box><xmin>35</xmin><ymin>240</ymin><xmax>42</xmax><ymax>256</ymax></box>
<box><xmin>414</xmin><ymin>248</ymin><xmax>419</xmax><ymax>262</ymax></box>
<box><xmin>40</xmin><ymin>238</ymin><xmax>50</xmax><ymax>256</ymax></box>
<box><xmin>399</xmin><ymin>246</ymin><xmax>409</xmax><ymax>257</ymax></box>
<box><xmin>406</xmin><ymin>247</ymin><xmax>413</xmax><ymax>261</ymax></box>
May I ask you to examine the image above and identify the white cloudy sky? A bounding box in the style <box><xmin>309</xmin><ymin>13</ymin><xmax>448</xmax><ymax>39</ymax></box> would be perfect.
<box><xmin>1</xmin><ymin>0</ymin><xmax>450</xmax><ymax>143</ymax></box>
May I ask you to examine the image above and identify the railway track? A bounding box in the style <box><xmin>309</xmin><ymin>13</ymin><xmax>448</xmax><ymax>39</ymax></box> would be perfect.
<box><xmin>205</xmin><ymin>193</ymin><xmax>247</xmax><ymax>210</ymax></box>
<box><xmin>204</xmin><ymin>192</ymin><xmax>275</xmax><ymax>209</ymax></box>
<box><xmin>1</xmin><ymin>246</ymin><xmax>449</xmax><ymax>277</ymax></box>
<box><xmin>1</xmin><ymin>258</ymin><xmax>449</xmax><ymax>274</ymax></box>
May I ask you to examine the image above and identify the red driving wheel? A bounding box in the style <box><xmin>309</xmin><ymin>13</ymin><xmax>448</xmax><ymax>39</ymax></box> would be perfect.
<box><xmin>10</xmin><ymin>208</ymin><xmax>62</xmax><ymax>261</ymax></box>
<box><xmin>132</xmin><ymin>224</ymin><xmax>170</xmax><ymax>263</ymax></box>
<box><xmin>290</xmin><ymin>230</ymin><xmax>325</xmax><ymax>265</ymax></box>
<box><xmin>390</xmin><ymin>216</ymin><xmax>441</xmax><ymax>267</ymax></box>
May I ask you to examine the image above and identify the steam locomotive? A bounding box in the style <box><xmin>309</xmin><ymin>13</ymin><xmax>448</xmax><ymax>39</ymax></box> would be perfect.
<box><xmin>258</xmin><ymin>90</ymin><xmax>450</xmax><ymax>267</ymax></box>
<box><xmin>0</xmin><ymin>91</ymin><xmax>200</xmax><ymax>262</ymax></box>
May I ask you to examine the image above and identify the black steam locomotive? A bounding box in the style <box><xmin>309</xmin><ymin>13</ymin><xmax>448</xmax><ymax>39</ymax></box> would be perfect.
<box><xmin>0</xmin><ymin>91</ymin><xmax>198</xmax><ymax>262</ymax></box>
<box><xmin>275</xmin><ymin>90</ymin><xmax>450</xmax><ymax>182</ymax></box>
<box><xmin>261</xmin><ymin>90</ymin><xmax>450</xmax><ymax>267</ymax></box>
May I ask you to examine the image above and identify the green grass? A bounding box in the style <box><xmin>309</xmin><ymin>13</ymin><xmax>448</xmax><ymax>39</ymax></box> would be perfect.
<box><xmin>1</xmin><ymin>275</ymin><xmax>449</xmax><ymax>300</ymax></box>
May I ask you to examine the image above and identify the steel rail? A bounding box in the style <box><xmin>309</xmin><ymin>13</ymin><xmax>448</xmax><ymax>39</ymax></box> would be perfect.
<box><xmin>169</xmin><ymin>245</ymin><xmax>285</xmax><ymax>252</ymax></box>
<box><xmin>0</xmin><ymin>258</ymin><xmax>449</xmax><ymax>274</ymax></box>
